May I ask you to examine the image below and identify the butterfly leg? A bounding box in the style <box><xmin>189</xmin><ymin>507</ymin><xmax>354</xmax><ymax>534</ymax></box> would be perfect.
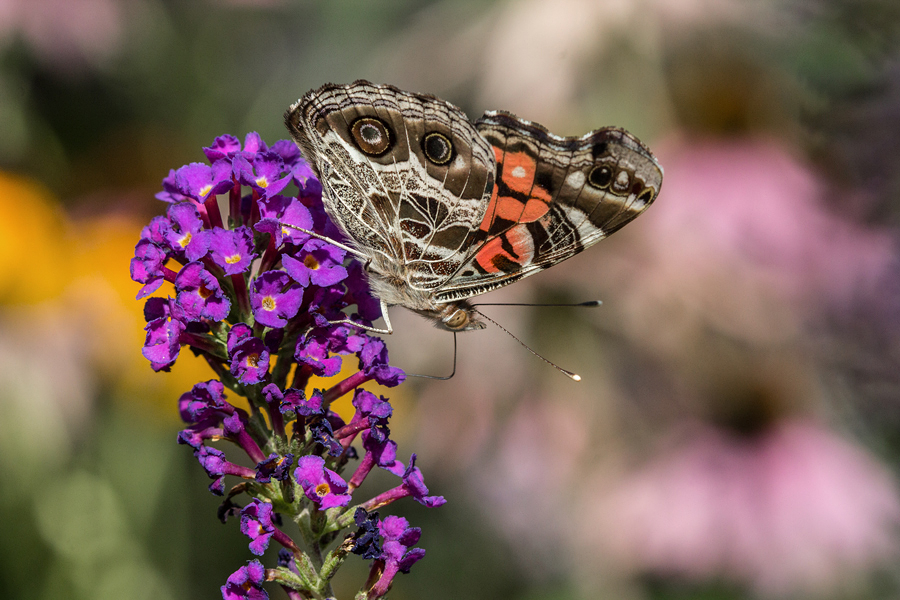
<box><xmin>327</xmin><ymin>299</ymin><xmax>393</xmax><ymax>335</ymax></box>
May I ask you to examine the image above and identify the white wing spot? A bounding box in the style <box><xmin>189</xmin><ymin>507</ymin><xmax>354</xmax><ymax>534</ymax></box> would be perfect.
<box><xmin>566</xmin><ymin>171</ymin><xmax>585</xmax><ymax>189</ymax></box>
<box><xmin>511</xmin><ymin>166</ymin><xmax>527</xmax><ymax>178</ymax></box>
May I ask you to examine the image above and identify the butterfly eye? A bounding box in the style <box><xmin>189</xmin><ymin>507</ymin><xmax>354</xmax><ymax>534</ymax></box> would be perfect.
<box><xmin>423</xmin><ymin>132</ymin><xmax>453</xmax><ymax>165</ymax></box>
<box><xmin>351</xmin><ymin>117</ymin><xmax>392</xmax><ymax>156</ymax></box>
<box><xmin>587</xmin><ymin>165</ymin><xmax>613</xmax><ymax>189</ymax></box>
<box><xmin>443</xmin><ymin>308</ymin><xmax>468</xmax><ymax>330</ymax></box>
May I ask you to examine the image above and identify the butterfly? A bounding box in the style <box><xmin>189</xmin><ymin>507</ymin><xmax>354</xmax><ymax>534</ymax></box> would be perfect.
<box><xmin>284</xmin><ymin>80</ymin><xmax>662</xmax><ymax>334</ymax></box>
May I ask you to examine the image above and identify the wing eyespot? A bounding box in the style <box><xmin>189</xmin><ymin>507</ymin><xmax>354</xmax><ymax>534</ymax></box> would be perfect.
<box><xmin>350</xmin><ymin>117</ymin><xmax>392</xmax><ymax>156</ymax></box>
<box><xmin>422</xmin><ymin>132</ymin><xmax>454</xmax><ymax>165</ymax></box>
<box><xmin>637</xmin><ymin>187</ymin><xmax>654</xmax><ymax>204</ymax></box>
<box><xmin>587</xmin><ymin>165</ymin><xmax>613</xmax><ymax>189</ymax></box>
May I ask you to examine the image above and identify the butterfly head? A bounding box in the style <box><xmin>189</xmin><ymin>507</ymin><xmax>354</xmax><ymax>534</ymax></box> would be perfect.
<box><xmin>417</xmin><ymin>301</ymin><xmax>486</xmax><ymax>332</ymax></box>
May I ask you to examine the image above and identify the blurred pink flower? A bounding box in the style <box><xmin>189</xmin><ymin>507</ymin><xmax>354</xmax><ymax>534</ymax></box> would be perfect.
<box><xmin>648</xmin><ymin>135</ymin><xmax>893</xmax><ymax>305</ymax></box>
<box><xmin>576</xmin><ymin>135</ymin><xmax>898</xmax><ymax>353</ymax></box>
<box><xmin>583</xmin><ymin>420</ymin><xmax>900</xmax><ymax>596</ymax></box>
<box><xmin>0</xmin><ymin>0</ymin><xmax>138</xmax><ymax>71</ymax></box>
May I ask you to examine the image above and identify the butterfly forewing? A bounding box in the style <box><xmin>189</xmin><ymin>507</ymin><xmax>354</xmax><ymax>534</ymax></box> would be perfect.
<box><xmin>432</xmin><ymin>112</ymin><xmax>663</xmax><ymax>303</ymax></box>
<box><xmin>286</xmin><ymin>81</ymin><xmax>495</xmax><ymax>294</ymax></box>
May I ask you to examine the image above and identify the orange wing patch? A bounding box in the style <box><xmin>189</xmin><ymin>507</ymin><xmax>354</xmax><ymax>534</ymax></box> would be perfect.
<box><xmin>474</xmin><ymin>224</ymin><xmax>535</xmax><ymax>274</ymax></box>
<box><xmin>479</xmin><ymin>148</ymin><xmax>551</xmax><ymax>235</ymax></box>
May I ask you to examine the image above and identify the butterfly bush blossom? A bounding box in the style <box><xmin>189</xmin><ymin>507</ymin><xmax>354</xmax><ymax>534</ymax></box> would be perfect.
<box><xmin>131</xmin><ymin>132</ymin><xmax>444</xmax><ymax>600</ymax></box>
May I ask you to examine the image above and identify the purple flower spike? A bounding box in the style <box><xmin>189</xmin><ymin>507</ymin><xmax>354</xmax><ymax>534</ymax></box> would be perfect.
<box><xmin>174</xmin><ymin>261</ymin><xmax>231</xmax><ymax>322</ymax></box>
<box><xmin>294</xmin><ymin>455</ymin><xmax>352</xmax><ymax>510</ymax></box>
<box><xmin>240</xmin><ymin>499</ymin><xmax>277</xmax><ymax>556</ymax></box>
<box><xmin>208</xmin><ymin>226</ymin><xmax>257</xmax><ymax>276</ymax></box>
<box><xmin>165</xmin><ymin>202</ymin><xmax>209</xmax><ymax>261</ymax></box>
<box><xmin>250</xmin><ymin>271</ymin><xmax>303</xmax><ymax>328</ymax></box>
<box><xmin>221</xmin><ymin>560</ymin><xmax>268</xmax><ymax>600</ymax></box>
<box><xmin>283</xmin><ymin>239</ymin><xmax>348</xmax><ymax>288</ymax></box>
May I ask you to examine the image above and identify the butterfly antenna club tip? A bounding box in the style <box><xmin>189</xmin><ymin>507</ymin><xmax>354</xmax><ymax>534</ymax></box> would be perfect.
<box><xmin>473</xmin><ymin>309</ymin><xmax>582</xmax><ymax>382</ymax></box>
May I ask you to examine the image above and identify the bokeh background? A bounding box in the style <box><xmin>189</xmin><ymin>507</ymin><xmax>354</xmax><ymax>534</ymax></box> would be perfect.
<box><xmin>2</xmin><ymin>0</ymin><xmax>900</xmax><ymax>598</ymax></box>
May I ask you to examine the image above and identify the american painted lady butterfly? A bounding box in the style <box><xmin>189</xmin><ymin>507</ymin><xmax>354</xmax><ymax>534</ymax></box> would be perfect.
<box><xmin>285</xmin><ymin>81</ymin><xmax>662</xmax><ymax>334</ymax></box>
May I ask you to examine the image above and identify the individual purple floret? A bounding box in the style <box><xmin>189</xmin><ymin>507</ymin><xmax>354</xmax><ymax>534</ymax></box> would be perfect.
<box><xmin>174</xmin><ymin>261</ymin><xmax>231</xmax><ymax>322</ymax></box>
<box><xmin>142</xmin><ymin>298</ymin><xmax>185</xmax><ymax>371</ymax></box>
<box><xmin>203</xmin><ymin>134</ymin><xmax>242</xmax><ymax>162</ymax></box>
<box><xmin>368</xmin><ymin>516</ymin><xmax>426</xmax><ymax>598</ymax></box>
<box><xmin>195</xmin><ymin>445</ymin><xmax>255</xmax><ymax>495</ymax></box>
<box><xmin>229</xmin><ymin>336</ymin><xmax>270</xmax><ymax>385</ymax></box>
<box><xmin>165</xmin><ymin>202</ymin><xmax>210</xmax><ymax>261</ymax></box>
<box><xmin>283</xmin><ymin>239</ymin><xmax>348</xmax><ymax>288</ymax></box>
<box><xmin>255</xmin><ymin>453</ymin><xmax>294</xmax><ymax>483</ymax></box>
<box><xmin>173</xmin><ymin>161</ymin><xmax>234</xmax><ymax>203</ymax></box>
<box><xmin>361</xmin><ymin>454</ymin><xmax>446</xmax><ymax>510</ymax></box>
<box><xmin>131</xmin><ymin>239</ymin><xmax>169</xmax><ymax>298</ymax></box>
<box><xmin>350</xmin><ymin>508</ymin><xmax>382</xmax><ymax>559</ymax></box>
<box><xmin>208</xmin><ymin>226</ymin><xmax>257</xmax><ymax>276</ymax></box>
<box><xmin>256</xmin><ymin>195</ymin><xmax>313</xmax><ymax>248</ymax></box>
<box><xmin>221</xmin><ymin>560</ymin><xmax>268</xmax><ymax>600</ymax></box>
<box><xmin>234</xmin><ymin>151</ymin><xmax>292</xmax><ymax>198</ymax></box>
<box><xmin>179</xmin><ymin>379</ymin><xmax>233</xmax><ymax>424</ymax></box>
<box><xmin>294</xmin><ymin>455</ymin><xmax>352</xmax><ymax>510</ymax></box>
<box><xmin>250</xmin><ymin>271</ymin><xmax>304</xmax><ymax>328</ymax></box>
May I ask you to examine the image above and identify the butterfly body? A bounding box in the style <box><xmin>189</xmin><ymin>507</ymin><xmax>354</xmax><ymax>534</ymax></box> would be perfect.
<box><xmin>285</xmin><ymin>81</ymin><xmax>662</xmax><ymax>332</ymax></box>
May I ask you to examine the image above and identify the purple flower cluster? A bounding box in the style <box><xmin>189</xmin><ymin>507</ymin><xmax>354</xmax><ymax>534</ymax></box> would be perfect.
<box><xmin>131</xmin><ymin>133</ymin><xmax>443</xmax><ymax>600</ymax></box>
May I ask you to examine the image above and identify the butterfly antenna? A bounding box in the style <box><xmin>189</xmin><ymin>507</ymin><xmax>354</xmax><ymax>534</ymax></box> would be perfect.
<box><xmin>279</xmin><ymin>222</ymin><xmax>370</xmax><ymax>262</ymax></box>
<box><xmin>473</xmin><ymin>300</ymin><xmax>603</xmax><ymax>307</ymax></box>
<box><xmin>473</xmin><ymin>308</ymin><xmax>581</xmax><ymax>382</ymax></box>
<box><xmin>405</xmin><ymin>332</ymin><xmax>457</xmax><ymax>381</ymax></box>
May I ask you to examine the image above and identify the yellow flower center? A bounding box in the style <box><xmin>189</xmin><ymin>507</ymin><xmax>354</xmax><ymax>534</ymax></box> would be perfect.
<box><xmin>179</xmin><ymin>232</ymin><xmax>192</xmax><ymax>248</ymax></box>
<box><xmin>199</xmin><ymin>184</ymin><xmax>213</xmax><ymax>198</ymax></box>
<box><xmin>199</xmin><ymin>284</ymin><xmax>213</xmax><ymax>299</ymax></box>
<box><xmin>304</xmin><ymin>254</ymin><xmax>320</xmax><ymax>270</ymax></box>
<box><xmin>255</xmin><ymin>176</ymin><xmax>269</xmax><ymax>188</ymax></box>
<box><xmin>225</xmin><ymin>254</ymin><xmax>241</xmax><ymax>264</ymax></box>
<box><xmin>261</xmin><ymin>296</ymin><xmax>276</xmax><ymax>311</ymax></box>
<box><xmin>315</xmin><ymin>482</ymin><xmax>330</xmax><ymax>498</ymax></box>
<box><xmin>246</xmin><ymin>353</ymin><xmax>259</xmax><ymax>368</ymax></box>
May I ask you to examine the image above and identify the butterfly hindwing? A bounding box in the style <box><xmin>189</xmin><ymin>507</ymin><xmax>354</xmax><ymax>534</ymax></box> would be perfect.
<box><xmin>433</xmin><ymin>111</ymin><xmax>663</xmax><ymax>303</ymax></box>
